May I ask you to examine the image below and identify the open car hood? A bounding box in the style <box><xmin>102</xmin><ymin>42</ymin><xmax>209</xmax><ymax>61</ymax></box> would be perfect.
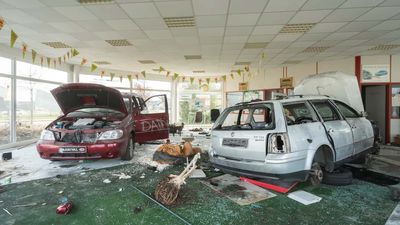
<box><xmin>294</xmin><ymin>71</ymin><xmax>364</xmax><ymax>112</ymax></box>
<box><xmin>51</xmin><ymin>83</ymin><xmax>128</xmax><ymax>115</ymax></box>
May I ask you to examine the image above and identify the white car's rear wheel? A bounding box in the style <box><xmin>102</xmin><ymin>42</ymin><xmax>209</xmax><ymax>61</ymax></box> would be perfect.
<box><xmin>309</xmin><ymin>162</ymin><xmax>324</xmax><ymax>185</ymax></box>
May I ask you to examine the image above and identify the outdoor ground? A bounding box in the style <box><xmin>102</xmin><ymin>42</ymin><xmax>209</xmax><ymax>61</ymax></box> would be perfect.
<box><xmin>0</xmin><ymin>134</ymin><xmax>399</xmax><ymax>225</ymax></box>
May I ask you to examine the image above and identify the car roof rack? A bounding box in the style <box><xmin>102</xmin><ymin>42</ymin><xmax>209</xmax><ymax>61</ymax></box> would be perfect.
<box><xmin>235</xmin><ymin>99</ymin><xmax>263</xmax><ymax>106</ymax></box>
<box><xmin>284</xmin><ymin>94</ymin><xmax>330</xmax><ymax>99</ymax></box>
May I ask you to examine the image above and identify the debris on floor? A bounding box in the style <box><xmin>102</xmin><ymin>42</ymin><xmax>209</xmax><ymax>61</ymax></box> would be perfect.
<box><xmin>112</xmin><ymin>173</ymin><xmax>131</xmax><ymax>179</ymax></box>
<box><xmin>240</xmin><ymin>176</ymin><xmax>298</xmax><ymax>193</ymax></box>
<box><xmin>287</xmin><ymin>190</ymin><xmax>322</xmax><ymax>205</ymax></box>
<box><xmin>2</xmin><ymin>152</ymin><xmax>12</xmax><ymax>161</ymax></box>
<box><xmin>385</xmin><ymin>203</ymin><xmax>400</xmax><ymax>225</ymax></box>
<box><xmin>388</xmin><ymin>183</ymin><xmax>400</xmax><ymax>201</ymax></box>
<box><xmin>0</xmin><ymin>175</ymin><xmax>12</xmax><ymax>185</ymax></box>
<box><xmin>155</xmin><ymin>153</ymin><xmax>201</xmax><ymax>205</ymax></box>
<box><xmin>56</xmin><ymin>198</ymin><xmax>73</xmax><ymax>215</ymax></box>
<box><xmin>189</xmin><ymin>169</ymin><xmax>206</xmax><ymax>178</ymax></box>
<box><xmin>203</xmin><ymin>174</ymin><xmax>276</xmax><ymax>205</ymax></box>
<box><xmin>103</xmin><ymin>179</ymin><xmax>111</xmax><ymax>184</ymax></box>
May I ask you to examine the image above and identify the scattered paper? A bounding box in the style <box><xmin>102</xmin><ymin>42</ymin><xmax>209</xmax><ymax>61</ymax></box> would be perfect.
<box><xmin>103</xmin><ymin>179</ymin><xmax>111</xmax><ymax>184</ymax></box>
<box><xmin>156</xmin><ymin>164</ymin><xmax>171</xmax><ymax>172</ymax></box>
<box><xmin>287</xmin><ymin>190</ymin><xmax>322</xmax><ymax>205</ymax></box>
<box><xmin>118</xmin><ymin>188</ymin><xmax>123</xmax><ymax>192</ymax></box>
<box><xmin>112</xmin><ymin>173</ymin><xmax>131</xmax><ymax>179</ymax></box>
<box><xmin>190</xmin><ymin>169</ymin><xmax>206</xmax><ymax>178</ymax></box>
<box><xmin>58</xmin><ymin>190</ymin><xmax>64</xmax><ymax>194</ymax></box>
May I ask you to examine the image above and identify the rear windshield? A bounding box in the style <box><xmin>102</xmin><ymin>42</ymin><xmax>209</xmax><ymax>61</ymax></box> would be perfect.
<box><xmin>213</xmin><ymin>103</ymin><xmax>274</xmax><ymax>130</ymax></box>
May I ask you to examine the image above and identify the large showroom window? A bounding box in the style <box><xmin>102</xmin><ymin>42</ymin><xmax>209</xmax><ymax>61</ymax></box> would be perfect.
<box><xmin>0</xmin><ymin>77</ymin><xmax>11</xmax><ymax>145</ymax></box>
<box><xmin>177</xmin><ymin>82</ymin><xmax>223</xmax><ymax>126</ymax></box>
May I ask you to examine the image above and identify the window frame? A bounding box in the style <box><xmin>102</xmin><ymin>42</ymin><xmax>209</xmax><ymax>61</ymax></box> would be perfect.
<box><xmin>282</xmin><ymin>101</ymin><xmax>318</xmax><ymax>125</ymax></box>
<box><xmin>309</xmin><ymin>100</ymin><xmax>343</xmax><ymax>122</ymax></box>
<box><xmin>332</xmin><ymin>100</ymin><xmax>361</xmax><ymax>119</ymax></box>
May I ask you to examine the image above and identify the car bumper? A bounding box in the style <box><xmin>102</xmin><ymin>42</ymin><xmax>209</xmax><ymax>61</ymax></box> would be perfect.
<box><xmin>36</xmin><ymin>139</ymin><xmax>128</xmax><ymax>160</ymax></box>
<box><xmin>210</xmin><ymin>152</ymin><xmax>309</xmax><ymax>181</ymax></box>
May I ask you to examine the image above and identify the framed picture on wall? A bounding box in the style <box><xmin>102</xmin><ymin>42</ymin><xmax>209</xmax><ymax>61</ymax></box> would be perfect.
<box><xmin>361</xmin><ymin>64</ymin><xmax>390</xmax><ymax>83</ymax></box>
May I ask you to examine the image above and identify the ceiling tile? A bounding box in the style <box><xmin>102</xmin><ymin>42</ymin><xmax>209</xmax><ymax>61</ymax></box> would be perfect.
<box><xmin>94</xmin><ymin>31</ymin><xmax>124</xmax><ymax>40</ymax></box>
<box><xmin>301</xmin><ymin>0</ymin><xmax>346</xmax><ymax>10</ymax></box>
<box><xmin>2</xmin><ymin>0</ymin><xmax>45</xmax><ymax>8</ymax></box>
<box><xmin>324</xmin><ymin>32</ymin><xmax>359</xmax><ymax>40</ymax></box>
<box><xmin>265</xmin><ymin>41</ymin><xmax>291</xmax><ymax>49</ymax></box>
<box><xmin>297</xmin><ymin>33</ymin><xmax>330</xmax><ymax>41</ymax></box>
<box><xmin>339</xmin><ymin>0</ymin><xmax>385</xmax><ymax>8</ymax></box>
<box><xmin>48</xmin><ymin>22</ymin><xmax>87</xmax><ymax>33</ymax></box>
<box><xmin>309</xmin><ymin>22</ymin><xmax>347</xmax><ymax>33</ymax></box>
<box><xmin>223</xmin><ymin>35</ymin><xmax>249</xmax><ymax>43</ymax></box>
<box><xmin>338</xmin><ymin>21</ymin><xmax>381</xmax><ymax>32</ymax></box>
<box><xmin>105</xmin><ymin>19</ymin><xmax>140</xmax><ymax>31</ymax></box>
<box><xmin>252</xmin><ymin>25</ymin><xmax>283</xmax><ymax>35</ymax></box>
<box><xmin>170</xmin><ymin>28</ymin><xmax>198</xmax><ymax>37</ymax></box>
<box><xmin>225</xmin><ymin>26</ymin><xmax>253</xmax><ymax>36</ymax></box>
<box><xmin>155</xmin><ymin>1</ymin><xmax>193</xmax><ymax>17</ymax></box>
<box><xmin>323</xmin><ymin>8</ymin><xmax>371</xmax><ymax>22</ymax></box>
<box><xmin>134</xmin><ymin>18</ymin><xmax>168</xmax><ymax>30</ymax></box>
<box><xmin>76</xmin><ymin>20</ymin><xmax>113</xmax><ymax>32</ymax></box>
<box><xmin>144</xmin><ymin>30</ymin><xmax>173</xmax><ymax>40</ymax></box>
<box><xmin>198</xmin><ymin>27</ymin><xmax>225</xmax><ymax>37</ymax></box>
<box><xmin>247</xmin><ymin>34</ymin><xmax>275</xmax><ymax>42</ymax></box>
<box><xmin>289</xmin><ymin>10</ymin><xmax>332</xmax><ymax>23</ymax></box>
<box><xmin>289</xmin><ymin>41</ymin><xmax>317</xmax><ymax>47</ymax></box>
<box><xmin>30</xmin><ymin>23</ymin><xmax>59</xmax><ymax>34</ymax></box>
<box><xmin>227</xmin><ymin>13</ymin><xmax>260</xmax><ymax>26</ymax></box>
<box><xmin>70</xmin><ymin>32</ymin><xmax>101</xmax><ymax>42</ymax></box>
<box><xmin>192</xmin><ymin>0</ymin><xmax>229</xmax><ymax>16</ymax></box>
<box><xmin>271</xmin><ymin>33</ymin><xmax>302</xmax><ymax>42</ymax></box>
<box><xmin>265</xmin><ymin>0</ymin><xmax>308</xmax><ymax>12</ymax></box>
<box><xmin>196</xmin><ymin>15</ymin><xmax>226</xmax><ymax>27</ymax></box>
<box><xmin>39</xmin><ymin>0</ymin><xmax>80</xmax><ymax>7</ymax></box>
<box><xmin>27</xmin><ymin>8</ymin><xmax>70</xmax><ymax>22</ymax></box>
<box><xmin>356</xmin><ymin>7</ymin><xmax>400</xmax><ymax>21</ymax></box>
<box><xmin>336</xmin><ymin>39</ymin><xmax>367</xmax><ymax>46</ymax></box>
<box><xmin>351</xmin><ymin>31</ymin><xmax>385</xmax><ymax>39</ymax></box>
<box><xmin>0</xmin><ymin>9</ymin><xmax>42</xmax><ymax>23</ymax></box>
<box><xmin>258</xmin><ymin>11</ymin><xmax>296</xmax><ymax>25</ymax></box>
<box><xmin>229</xmin><ymin>0</ymin><xmax>268</xmax><ymax>14</ymax></box>
<box><xmin>54</xmin><ymin>6</ymin><xmax>98</xmax><ymax>21</ymax></box>
<box><xmin>119</xmin><ymin>30</ymin><xmax>148</xmax><ymax>39</ymax></box>
<box><xmin>381</xmin><ymin>0</ymin><xmax>400</xmax><ymax>6</ymax></box>
<box><xmin>120</xmin><ymin>2</ymin><xmax>160</xmax><ymax>19</ymax></box>
<box><xmin>369</xmin><ymin>20</ymin><xmax>400</xmax><ymax>31</ymax></box>
<box><xmin>86</xmin><ymin>4</ymin><xmax>129</xmax><ymax>20</ymax></box>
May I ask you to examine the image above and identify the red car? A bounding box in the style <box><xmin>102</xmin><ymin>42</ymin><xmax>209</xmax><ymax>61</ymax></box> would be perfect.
<box><xmin>36</xmin><ymin>83</ymin><xmax>169</xmax><ymax>160</ymax></box>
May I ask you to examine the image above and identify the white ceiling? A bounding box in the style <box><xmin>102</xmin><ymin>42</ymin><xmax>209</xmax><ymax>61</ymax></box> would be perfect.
<box><xmin>0</xmin><ymin>0</ymin><xmax>400</xmax><ymax>76</ymax></box>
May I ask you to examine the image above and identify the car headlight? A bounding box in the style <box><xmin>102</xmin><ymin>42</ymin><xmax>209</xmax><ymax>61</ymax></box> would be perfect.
<box><xmin>98</xmin><ymin>130</ymin><xmax>123</xmax><ymax>140</ymax></box>
<box><xmin>40</xmin><ymin>130</ymin><xmax>55</xmax><ymax>141</ymax></box>
<box><xmin>268</xmin><ymin>133</ymin><xmax>290</xmax><ymax>154</ymax></box>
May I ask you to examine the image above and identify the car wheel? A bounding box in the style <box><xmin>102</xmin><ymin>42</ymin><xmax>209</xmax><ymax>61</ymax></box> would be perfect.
<box><xmin>309</xmin><ymin>162</ymin><xmax>324</xmax><ymax>185</ymax></box>
<box><xmin>121</xmin><ymin>135</ymin><xmax>135</xmax><ymax>161</ymax></box>
<box><xmin>322</xmin><ymin>168</ymin><xmax>353</xmax><ymax>186</ymax></box>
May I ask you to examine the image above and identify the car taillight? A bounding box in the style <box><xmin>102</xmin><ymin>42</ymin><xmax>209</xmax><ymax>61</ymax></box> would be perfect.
<box><xmin>268</xmin><ymin>133</ymin><xmax>290</xmax><ymax>154</ymax></box>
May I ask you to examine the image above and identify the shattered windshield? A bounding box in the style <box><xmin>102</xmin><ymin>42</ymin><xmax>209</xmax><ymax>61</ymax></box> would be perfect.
<box><xmin>213</xmin><ymin>103</ymin><xmax>274</xmax><ymax>130</ymax></box>
<box><xmin>67</xmin><ymin>108</ymin><xmax>125</xmax><ymax>117</ymax></box>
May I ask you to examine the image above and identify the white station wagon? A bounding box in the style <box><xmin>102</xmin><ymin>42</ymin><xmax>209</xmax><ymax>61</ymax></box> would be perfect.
<box><xmin>210</xmin><ymin>72</ymin><xmax>378</xmax><ymax>185</ymax></box>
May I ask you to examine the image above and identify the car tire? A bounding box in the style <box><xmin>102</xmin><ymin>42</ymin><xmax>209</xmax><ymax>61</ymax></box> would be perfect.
<box><xmin>322</xmin><ymin>168</ymin><xmax>353</xmax><ymax>186</ymax></box>
<box><xmin>309</xmin><ymin>162</ymin><xmax>324</xmax><ymax>186</ymax></box>
<box><xmin>121</xmin><ymin>135</ymin><xmax>135</xmax><ymax>161</ymax></box>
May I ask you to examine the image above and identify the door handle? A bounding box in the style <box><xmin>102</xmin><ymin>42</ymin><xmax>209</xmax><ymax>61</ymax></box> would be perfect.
<box><xmin>351</xmin><ymin>126</ymin><xmax>357</xmax><ymax>129</ymax></box>
<box><xmin>328</xmin><ymin>128</ymin><xmax>334</xmax><ymax>133</ymax></box>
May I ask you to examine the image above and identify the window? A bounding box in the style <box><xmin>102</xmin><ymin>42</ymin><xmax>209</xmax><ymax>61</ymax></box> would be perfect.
<box><xmin>283</xmin><ymin>102</ymin><xmax>314</xmax><ymax>125</ymax></box>
<box><xmin>0</xmin><ymin>57</ymin><xmax>12</xmax><ymax>75</ymax></box>
<box><xmin>142</xmin><ymin>95</ymin><xmax>166</xmax><ymax>114</ymax></box>
<box><xmin>312</xmin><ymin>101</ymin><xmax>340</xmax><ymax>122</ymax></box>
<box><xmin>16</xmin><ymin>61</ymin><xmax>68</xmax><ymax>83</ymax></box>
<box><xmin>334</xmin><ymin>101</ymin><xmax>359</xmax><ymax>118</ymax></box>
<box><xmin>0</xmin><ymin>77</ymin><xmax>11</xmax><ymax>144</ymax></box>
<box><xmin>80</xmin><ymin>74</ymin><xmax>131</xmax><ymax>89</ymax></box>
<box><xmin>215</xmin><ymin>104</ymin><xmax>274</xmax><ymax>130</ymax></box>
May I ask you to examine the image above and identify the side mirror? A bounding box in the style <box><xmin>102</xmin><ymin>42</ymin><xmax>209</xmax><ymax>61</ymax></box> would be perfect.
<box><xmin>360</xmin><ymin>111</ymin><xmax>368</xmax><ymax>117</ymax></box>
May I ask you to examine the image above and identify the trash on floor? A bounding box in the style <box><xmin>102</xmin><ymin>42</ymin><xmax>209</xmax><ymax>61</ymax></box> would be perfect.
<box><xmin>2</xmin><ymin>208</ymin><xmax>12</xmax><ymax>216</ymax></box>
<box><xmin>388</xmin><ymin>183</ymin><xmax>400</xmax><ymax>201</ymax></box>
<box><xmin>287</xmin><ymin>190</ymin><xmax>322</xmax><ymax>205</ymax></box>
<box><xmin>240</xmin><ymin>177</ymin><xmax>298</xmax><ymax>193</ymax></box>
<box><xmin>189</xmin><ymin>169</ymin><xmax>206</xmax><ymax>178</ymax></box>
<box><xmin>153</xmin><ymin>141</ymin><xmax>201</xmax><ymax>165</ymax></box>
<box><xmin>0</xmin><ymin>175</ymin><xmax>12</xmax><ymax>185</ymax></box>
<box><xmin>154</xmin><ymin>153</ymin><xmax>201</xmax><ymax>206</ymax></box>
<box><xmin>203</xmin><ymin>174</ymin><xmax>276</xmax><ymax>206</ymax></box>
<box><xmin>386</xmin><ymin>203</ymin><xmax>400</xmax><ymax>225</ymax></box>
<box><xmin>56</xmin><ymin>197</ymin><xmax>73</xmax><ymax>215</ymax></box>
<box><xmin>2</xmin><ymin>152</ymin><xmax>12</xmax><ymax>161</ymax></box>
<box><xmin>12</xmin><ymin>203</ymin><xmax>37</xmax><ymax>208</ymax></box>
<box><xmin>103</xmin><ymin>179</ymin><xmax>111</xmax><ymax>184</ymax></box>
<box><xmin>112</xmin><ymin>173</ymin><xmax>131</xmax><ymax>179</ymax></box>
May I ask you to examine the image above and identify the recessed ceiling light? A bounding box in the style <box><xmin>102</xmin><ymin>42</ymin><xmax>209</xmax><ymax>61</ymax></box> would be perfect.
<box><xmin>302</xmin><ymin>46</ymin><xmax>330</xmax><ymax>53</ymax></box>
<box><xmin>193</xmin><ymin>70</ymin><xmax>205</xmax><ymax>73</ymax></box>
<box><xmin>105</xmin><ymin>39</ymin><xmax>132</xmax><ymax>47</ymax></box>
<box><xmin>234</xmin><ymin>62</ymin><xmax>251</xmax><ymax>65</ymax></box>
<box><xmin>77</xmin><ymin>0</ymin><xmax>113</xmax><ymax>4</ymax></box>
<box><xmin>164</xmin><ymin>17</ymin><xmax>195</xmax><ymax>28</ymax></box>
<box><xmin>42</xmin><ymin>42</ymin><xmax>72</xmax><ymax>49</ymax></box>
<box><xmin>93</xmin><ymin>61</ymin><xmax>111</xmax><ymax>65</ymax></box>
<box><xmin>138</xmin><ymin>60</ymin><xmax>156</xmax><ymax>64</ymax></box>
<box><xmin>244</xmin><ymin>42</ymin><xmax>268</xmax><ymax>49</ymax></box>
<box><xmin>184</xmin><ymin>55</ymin><xmax>202</xmax><ymax>60</ymax></box>
<box><xmin>283</xmin><ymin>60</ymin><xmax>301</xmax><ymax>64</ymax></box>
<box><xmin>280</xmin><ymin>23</ymin><xmax>315</xmax><ymax>34</ymax></box>
<box><xmin>368</xmin><ymin>44</ymin><xmax>400</xmax><ymax>51</ymax></box>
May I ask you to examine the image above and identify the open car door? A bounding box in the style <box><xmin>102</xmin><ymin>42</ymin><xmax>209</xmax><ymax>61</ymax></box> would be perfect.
<box><xmin>134</xmin><ymin>94</ymin><xmax>169</xmax><ymax>143</ymax></box>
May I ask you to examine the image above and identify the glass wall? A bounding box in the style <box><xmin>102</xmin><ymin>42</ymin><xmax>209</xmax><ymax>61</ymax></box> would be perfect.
<box><xmin>0</xmin><ymin>57</ymin><xmax>12</xmax><ymax>75</ymax></box>
<box><xmin>391</xmin><ymin>85</ymin><xmax>400</xmax><ymax>144</ymax></box>
<box><xmin>0</xmin><ymin>77</ymin><xmax>11</xmax><ymax>145</ymax></box>
<box><xmin>177</xmin><ymin>82</ymin><xmax>223</xmax><ymax>125</ymax></box>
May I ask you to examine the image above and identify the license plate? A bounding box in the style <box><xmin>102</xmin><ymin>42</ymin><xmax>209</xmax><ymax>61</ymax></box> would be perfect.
<box><xmin>222</xmin><ymin>138</ymin><xmax>248</xmax><ymax>148</ymax></box>
<box><xmin>59</xmin><ymin>146</ymin><xmax>87</xmax><ymax>153</ymax></box>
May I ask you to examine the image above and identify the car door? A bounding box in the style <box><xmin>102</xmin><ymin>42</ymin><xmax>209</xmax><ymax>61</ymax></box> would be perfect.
<box><xmin>332</xmin><ymin>100</ymin><xmax>374</xmax><ymax>155</ymax></box>
<box><xmin>134</xmin><ymin>95</ymin><xmax>169</xmax><ymax>143</ymax></box>
<box><xmin>310</xmin><ymin>100</ymin><xmax>353</xmax><ymax>161</ymax></box>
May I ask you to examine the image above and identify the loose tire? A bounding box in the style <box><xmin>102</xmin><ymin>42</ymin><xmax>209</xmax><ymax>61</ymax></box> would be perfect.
<box><xmin>322</xmin><ymin>168</ymin><xmax>353</xmax><ymax>186</ymax></box>
<box><xmin>121</xmin><ymin>135</ymin><xmax>134</xmax><ymax>160</ymax></box>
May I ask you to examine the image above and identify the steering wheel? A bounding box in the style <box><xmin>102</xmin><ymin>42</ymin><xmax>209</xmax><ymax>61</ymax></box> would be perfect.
<box><xmin>295</xmin><ymin>116</ymin><xmax>314</xmax><ymax>124</ymax></box>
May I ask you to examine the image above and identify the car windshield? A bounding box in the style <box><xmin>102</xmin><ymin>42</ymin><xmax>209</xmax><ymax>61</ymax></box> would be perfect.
<box><xmin>67</xmin><ymin>108</ymin><xmax>125</xmax><ymax>117</ymax></box>
<box><xmin>213</xmin><ymin>103</ymin><xmax>274</xmax><ymax>130</ymax></box>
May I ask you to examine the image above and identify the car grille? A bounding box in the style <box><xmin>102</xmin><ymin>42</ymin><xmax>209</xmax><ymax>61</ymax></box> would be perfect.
<box><xmin>59</xmin><ymin>132</ymin><xmax>99</xmax><ymax>143</ymax></box>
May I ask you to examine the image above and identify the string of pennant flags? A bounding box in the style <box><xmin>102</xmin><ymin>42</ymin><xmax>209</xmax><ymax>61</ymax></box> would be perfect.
<box><xmin>0</xmin><ymin>16</ymin><xmax>254</xmax><ymax>87</ymax></box>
